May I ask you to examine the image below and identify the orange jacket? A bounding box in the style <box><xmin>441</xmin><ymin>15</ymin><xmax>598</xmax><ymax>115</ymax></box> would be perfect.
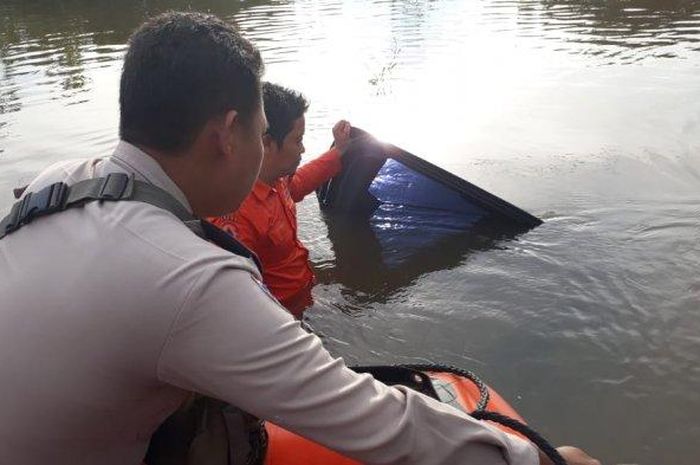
<box><xmin>211</xmin><ymin>148</ymin><xmax>342</xmax><ymax>317</ymax></box>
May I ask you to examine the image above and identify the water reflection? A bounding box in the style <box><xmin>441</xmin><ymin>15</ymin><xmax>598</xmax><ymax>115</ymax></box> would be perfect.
<box><xmin>1</xmin><ymin>0</ymin><xmax>698</xmax><ymax>128</ymax></box>
<box><xmin>0</xmin><ymin>0</ymin><xmax>271</xmax><ymax>117</ymax></box>
<box><xmin>512</xmin><ymin>0</ymin><xmax>700</xmax><ymax>62</ymax></box>
<box><xmin>319</xmin><ymin>214</ymin><xmax>525</xmax><ymax>307</ymax></box>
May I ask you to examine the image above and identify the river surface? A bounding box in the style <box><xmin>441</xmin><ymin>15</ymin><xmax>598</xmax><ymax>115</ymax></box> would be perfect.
<box><xmin>1</xmin><ymin>1</ymin><xmax>699</xmax><ymax>464</ymax></box>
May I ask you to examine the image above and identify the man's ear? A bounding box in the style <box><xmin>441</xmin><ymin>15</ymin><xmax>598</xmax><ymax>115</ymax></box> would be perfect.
<box><xmin>262</xmin><ymin>133</ymin><xmax>276</xmax><ymax>153</ymax></box>
<box><xmin>218</xmin><ymin>109</ymin><xmax>239</xmax><ymax>157</ymax></box>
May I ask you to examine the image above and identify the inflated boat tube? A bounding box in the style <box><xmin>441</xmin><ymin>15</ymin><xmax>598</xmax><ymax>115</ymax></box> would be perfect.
<box><xmin>264</xmin><ymin>365</ymin><xmax>527</xmax><ymax>465</ymax></box>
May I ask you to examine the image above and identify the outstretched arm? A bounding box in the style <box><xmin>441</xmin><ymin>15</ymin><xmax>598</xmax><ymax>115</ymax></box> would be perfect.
<box><xmin>158</xmin><ymin>262</ymin><xmax>541</xmax><ymax>465</ymax></box>
<box><xmin>288</xmin><ymin>120</ymin><xmax>352</xmax><ymax>202</ymax></box>
<box><xmin>288</xmin><ymin>148</ymin><xmax>342</xmax><ymax>202</ymax></box>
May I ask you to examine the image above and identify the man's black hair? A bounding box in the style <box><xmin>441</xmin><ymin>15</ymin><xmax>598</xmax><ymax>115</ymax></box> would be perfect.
<box><xmin>263</xmin><ymin>82</ymin><xmax>309</xmax><ymax>146</ymax></box>
<box><xmin>120</xmin><ymin>12</ymin><xmax>263</xmax><ymax>151</ymax></box>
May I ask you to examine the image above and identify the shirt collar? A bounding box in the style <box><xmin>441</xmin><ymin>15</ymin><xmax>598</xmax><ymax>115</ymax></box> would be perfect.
<box><xmin>251</xmin><ymin>179</ymin><xmax>277</xmax><ymax>202</ymax></box>
<box><xmin>106</xmin><ymin>140</ymin><xmax>193</xmax><ymax>213</ymax></box>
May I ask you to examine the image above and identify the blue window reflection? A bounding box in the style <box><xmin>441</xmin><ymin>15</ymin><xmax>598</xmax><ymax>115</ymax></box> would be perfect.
<box><xmin>367</xmin><ymin>159</ymin><xmax>486</xmax><ymax>267</ymax></box>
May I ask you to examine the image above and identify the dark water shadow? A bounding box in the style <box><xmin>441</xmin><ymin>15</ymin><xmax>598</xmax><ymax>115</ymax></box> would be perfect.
<box><xmin>316</xmin><ymin>212</ymin><xmax>530</xmax><ymax>307</ymax></box>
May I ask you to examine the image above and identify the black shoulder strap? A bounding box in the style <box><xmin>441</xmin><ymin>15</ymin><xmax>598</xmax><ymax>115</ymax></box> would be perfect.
<box><xmin>0</xmin><ymin>173</ymin><xmax>262</xmax><ymax>273</ymax></box>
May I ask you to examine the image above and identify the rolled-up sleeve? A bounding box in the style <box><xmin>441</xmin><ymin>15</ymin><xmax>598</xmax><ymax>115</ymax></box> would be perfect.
<box><xmin>156</xmin><ymin>262</ymin><xmax>538</xmax><ymax>465</ymax></box>
<box><xmin>288</xmin><ymin>148</ymin><xmax>342</xmax><ymax>202</ymax></box>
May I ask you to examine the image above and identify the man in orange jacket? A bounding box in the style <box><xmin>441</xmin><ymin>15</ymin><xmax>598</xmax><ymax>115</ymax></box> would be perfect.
<box><xmin>211</xmin><ymin>82</ymin><xmax>351</xmax><ymax>318</ymax></box>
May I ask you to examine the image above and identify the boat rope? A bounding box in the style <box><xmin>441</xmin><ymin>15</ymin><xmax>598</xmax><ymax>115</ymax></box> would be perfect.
<box><xmin>400</xmin><ymin>363</ymin><xmax>490</xmax><ymax>410</ymax></box>
<box><xmin>398</xmin><ymin>363</ymin><xmax>566</xmax><ymax>465</ymax></box>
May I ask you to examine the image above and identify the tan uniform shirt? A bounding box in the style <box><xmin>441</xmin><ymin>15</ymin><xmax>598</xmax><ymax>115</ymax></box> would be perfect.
<box><xmin>0</xmin><ymin>141</ymin><xmax>538</xmax><ymax>465</ymax></box>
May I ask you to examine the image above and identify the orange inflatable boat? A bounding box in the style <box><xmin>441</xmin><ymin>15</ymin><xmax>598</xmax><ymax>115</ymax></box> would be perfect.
<box><xmin>264</xmin><ymin>364</ymin><xmax>530</xmax><ymax>465</ymax></box>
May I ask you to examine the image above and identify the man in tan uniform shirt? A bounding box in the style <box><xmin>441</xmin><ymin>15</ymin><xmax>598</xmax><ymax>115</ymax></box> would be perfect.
<box><xmin>0</xmin><ymin>12</ymin><xmax>598</xmax><ymax>465</ymax></box>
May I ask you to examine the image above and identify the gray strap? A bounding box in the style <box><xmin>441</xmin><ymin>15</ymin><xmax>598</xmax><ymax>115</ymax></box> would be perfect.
<box><xmin>1</xmin><ymin>173</ymin><xmax>263</xmax><ymax>273</ymax></box>
<box><xmin>1</xmin><ymin>173</ymin><xmax>197</xmax><ymax>239</ymax></box>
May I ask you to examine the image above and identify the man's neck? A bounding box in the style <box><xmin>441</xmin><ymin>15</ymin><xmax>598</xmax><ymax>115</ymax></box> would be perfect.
<box><xmin>135</xmin><ymin>143</ymin><xmax>207</xmax><ymax>215</ymax></box>
<box><xmin>257</xmin><ymin>166</ymin><xmax>281</xmax><ymax>186</ymax></box>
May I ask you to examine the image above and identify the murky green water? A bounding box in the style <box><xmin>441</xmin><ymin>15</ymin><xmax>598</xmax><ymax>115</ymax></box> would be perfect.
<box><xmin>2</xmin><ymin>1</ymin><xmax>699</xmax><ymax>464</ymax></box>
